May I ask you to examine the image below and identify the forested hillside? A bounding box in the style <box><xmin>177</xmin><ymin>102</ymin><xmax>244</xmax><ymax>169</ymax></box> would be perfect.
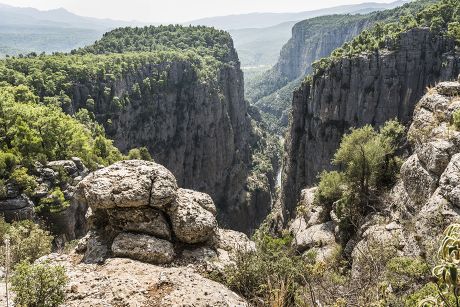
<box><xmin>0</xmin><ymin>25</ymin><xmax>278</xmax><ymax>233</ymax></box>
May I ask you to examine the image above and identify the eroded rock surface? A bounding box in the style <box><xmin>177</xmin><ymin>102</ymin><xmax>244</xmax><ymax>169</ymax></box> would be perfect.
<box><xmin>75</xmin><ymin>160</ymin><xmax>252</xmax><ymax>267</ymax></box>
<box><xmin>19</xmin><ymin>254</ymin><xmax>248</xmax><ymax>307</ymax></box>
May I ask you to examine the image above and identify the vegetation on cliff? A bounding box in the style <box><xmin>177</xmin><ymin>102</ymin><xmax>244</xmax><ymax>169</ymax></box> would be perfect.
<box><xmin>76</xmin><ymin>25</ymin><xmax>235</xmax><ymax>63</ymax></box>
<box><xmin>312</xmin><ymin>0</ymin><xmax>459</xmax><ymax>75</ymax></box>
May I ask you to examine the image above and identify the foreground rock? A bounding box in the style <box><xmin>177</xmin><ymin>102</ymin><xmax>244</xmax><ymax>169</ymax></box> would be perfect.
<box><xmin>75</xmin><ymin>160</ymin><xmax>251</xmax><ymax>268</ymax></box>
<box><xmin>0</xmin><ymin>253</ymin><xmax>247</xmax><ymax>307</ymax></box>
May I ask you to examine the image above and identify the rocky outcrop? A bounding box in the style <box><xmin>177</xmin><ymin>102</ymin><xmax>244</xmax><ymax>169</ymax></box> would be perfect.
<box><xmin>288</xmin><ymin>80</ymin><xmax>460</xmax><ymax>291</ymax></box>
<box><xmin>75</xmin><ymin>160</ymin><xmax>254</xmax><ymax>267</ymax></box>
<box><xmin>10</xmin><ymin>253</ymin><xmax>248</xmax><ymax>307</ymax></box>
<box><xmin>282</xmin><ymin>28</ymin><xmax>460</xmax><ymax>216</ymax></box>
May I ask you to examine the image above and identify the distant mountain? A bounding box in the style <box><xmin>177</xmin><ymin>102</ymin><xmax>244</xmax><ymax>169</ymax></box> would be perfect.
<box><xmin>0</xmin><ymin>3</ymin><xmax>147</xmax><ymax>57</ymax></box>
<box><xmin>186</xmin><ymin>0</ymin><xmax>409</xmax><ymax>30</ymax></box>
<box><xmin>0</xmin><ymin>3</ymin><xmax>142</xmax><ymax>29</ymax></box>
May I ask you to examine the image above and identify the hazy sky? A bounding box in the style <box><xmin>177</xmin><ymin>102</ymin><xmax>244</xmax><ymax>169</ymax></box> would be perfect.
<box><xmin>0</xmin><ymin>0</ymin><xmax>398</xmax><ymax>22</ymax></box>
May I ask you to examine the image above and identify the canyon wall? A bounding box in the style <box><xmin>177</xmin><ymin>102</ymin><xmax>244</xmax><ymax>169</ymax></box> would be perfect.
<box><xmin>281</xmin><ymin>28</ymin><xmax>460</xmax><ymax>215</ymax></box>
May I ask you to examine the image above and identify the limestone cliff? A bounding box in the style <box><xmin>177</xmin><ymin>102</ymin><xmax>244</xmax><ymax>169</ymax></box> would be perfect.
<box><xmin>247</xmin><ymin>0</ymin><xmax>436</xmax><ymax>132</ymax></box>
<box><xmin>287</xmin><ymin>80</ymin><xmax>460</xmax><ymax>304</ymax></box>
<box><xmin>282</xmin><ymin>28</ymin><xmax>460</xmax><ymax>215</ymax></box>
<box><xmin>66</xmin><ymin>27</ymin><xmax>272</xmax><ymax>233</ymax></box>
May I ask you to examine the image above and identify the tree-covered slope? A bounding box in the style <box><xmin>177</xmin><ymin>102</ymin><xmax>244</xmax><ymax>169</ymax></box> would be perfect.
<box><xmin>0</xmin><ymin>25</ymin><xmax>276</xmax><ymax>233</ymax></box>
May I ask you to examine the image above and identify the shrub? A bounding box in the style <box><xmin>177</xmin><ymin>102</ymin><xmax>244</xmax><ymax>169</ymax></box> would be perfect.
<box><xmin>0</xmin><ymin>219</ymin><xmax>53</xmax><ymax>265</ymax></box>
<box><xmin>453</xmin><ymin>109</ymin><xmax>460</xmax><ymax>130</ymax></box>
<box><xmin>218</xmin><ymin>232</ymin><xmax>307</xmax><ymax>306</ymax></box>
<box><xmin>315</xmin><ymin>120</ymin><xmax>404</xmax><ymax>230</ymax></box>
<box><xmin>0</xmin><ymin>151</ymin><xmax>19</xmax><ymax>178</ymax></box>
<box><xmin>9</xmin><ymin>167</ymin><xmax>37</xmax><ymax>196</ymax></box>
<box><xmin>11</xmin><ymin>261</ymin><xmax>67</xmax><ymax>307</ymax></box>
<box><xmin>37</xmin><ymin>187</ymin><xmax>70</xmax><ymax>213</ymax></box>
<box><xmin>127</xmin><ymin>147</ymin><xmax>153</xmax><ymax>161</ymax></box>
<box><xmin>315</xmin><ymin>171</ymin><xmax>345</xmax><ymax>205</ymax></box>
<box><xmin>385</xmin><ymin>257</ymin><xmax>429</xmax><ymax>291</ymax></box>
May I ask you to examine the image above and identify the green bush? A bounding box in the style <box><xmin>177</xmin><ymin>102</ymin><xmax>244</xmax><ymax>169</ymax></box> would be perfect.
<box><xmin>9</xmin><ymin>167</ymin><xmax>37</xmax><ymax>196</ymax></box>
<box><xmin>315</xmin><ymin>171</ymin><xmax>345</xmax><ymax>205</ymax></box>
<box><xmin>315</xmin><ymin>120</ymin><xmax>404</xmax><ymax>231</ymax></box>
<box><xmin>127</xmin><ymin>147</ymin><xmax>153</xmax><ymax>161</ymax></box>
<box><xmin>0</xmin><ymin>219</ymin><xmax>53</xmax><ymax>265</ymax></box>
<box><xmin>385</xmin><ymin>257</ymin><xmax>429</xmax><ymax>291</ymax></box>
<box><xmin>37</xmin><ymin>187</ymin><xmax>70</xmax><ymax>213</ymax></box>
<box><xmin>453</xmin><ymin>109</ymin><xmax>460</xmax><ymax>130</ymax></box>
<box><xmin>11</xmin><ymin>261</ymin><xmax>67</xmax><ymax>307</ymax></box>
<box><xmin>217</xmin><ymin>232</ymin><xmax>307</xmax><ymax>306</ymax></box>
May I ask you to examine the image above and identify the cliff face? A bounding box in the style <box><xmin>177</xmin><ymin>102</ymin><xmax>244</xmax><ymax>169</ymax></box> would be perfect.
<box><xmin>247</xmin><ymin>15</ymin><xmax>382</xmax><ymax>133</ymax></box>
<box><xmin>274</xmin><ymin>17</ymin><xmax>374</xmax><ymax>86</ymax></box>
<box><xmin>65</xmin><ymin>48</ymin><xmax>268</xmax><ymax>233</ymax></box>
<box><xmin>282</xmin><ymin>28</ymin><xmax>460</xmax><ymax>215</ymax></box>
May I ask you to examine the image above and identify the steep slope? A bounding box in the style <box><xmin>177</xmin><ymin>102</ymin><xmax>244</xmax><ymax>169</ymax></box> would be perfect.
<box><xmin>247</xmin><ymin>0</ymin><xmax>435</xmax><ymax>132</ymax></box>
<box><xmin>281</xmin><ymin>0</ymin><xmax>460</xmax><ymax>215</ymax></box>
<box><xmin>0</xmin><ymin>26</ymin><xmax>275</xmax><ymax>233</ymax></box>
<box><xmin>286</xmin><ymin>80</ymin><xmax>460</xmax><ymax>305</ymax></box>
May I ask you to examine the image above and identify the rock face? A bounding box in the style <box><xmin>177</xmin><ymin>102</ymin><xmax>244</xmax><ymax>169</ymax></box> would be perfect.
<box><xmin>17</xmin><ymin>254</ymin><xmax>248</xmax><ymax>307</ymax></box>
<box><xmin>282</xmin><ymin>28</ymin><xmax>460</xmax><ymax>216</ymax></box>
<box><xmin>288</xmin><ymin>80</ymin><xmax>460</xmax><ymax>290</ymax></box>
<box><xmin>167</xmin><ymin>189</ymin><xmax>218</xmax><ymax>244</ymax></box>
<box><xmin>66</xmin><ymin>47</ymin><xmax>265</xmax><ymax>233</ymax></box>
<box><xmin>247</xmin><ymin>12</ymin><xmax>399</xmax><ymax>131</ymax></box>
<box><xmin>75</xmin><ymin>160</ymin><xmax>253</xmax><ymax>267</ymax></box>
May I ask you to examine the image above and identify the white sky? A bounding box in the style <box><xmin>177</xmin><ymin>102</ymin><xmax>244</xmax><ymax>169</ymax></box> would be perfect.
<box><xmin>0</xmin><ymin>0</ymin><xmax>398</xmax><ymax>23</ymax></box>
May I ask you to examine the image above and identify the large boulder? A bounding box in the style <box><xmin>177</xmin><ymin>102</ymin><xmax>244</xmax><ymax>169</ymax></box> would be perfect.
<box><xmin>111</xmin><ymin>232</ymin><xmax>175</xmax><ymax>264</ymax></box>
<box><xmin>168</xmin><ymin>189</ymin><xmax>218</xmax><ymax>244</ymax></box>
<box><xmin>75</xmin><ymin>160</ymin><xmax>177</xmax><ymax>210</ymax></box>
<box><xmin>27</xmin><ymin>254</ymin><xmax>248</xmax><ymax>307</ymax></box>
<box><xmin>292</xmin><ymin>221</ymin><xmax>336</xmax><ymax>253</ymax></box>
<box><xmin>400</xmin><ymin>154</ymin><xmax>438</xmax><ymax>207</ymax></box>
<box><xmin>0</xmin><ymin>195</ymin><xmax>34</xmax><ymax>221</ymax></box>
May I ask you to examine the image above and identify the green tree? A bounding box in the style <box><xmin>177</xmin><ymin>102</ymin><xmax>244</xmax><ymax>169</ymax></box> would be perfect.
<box><xmin>11</xmin><ymin>261</ymin><xmax>67</xmax><ymax>307</ymax></box>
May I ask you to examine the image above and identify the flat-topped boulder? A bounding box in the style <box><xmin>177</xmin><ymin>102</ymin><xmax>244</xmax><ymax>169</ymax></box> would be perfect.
<box><xmin>75</xmin><ymin>160</ymin><xmax>178</xmax><ymax>210</ymax></box>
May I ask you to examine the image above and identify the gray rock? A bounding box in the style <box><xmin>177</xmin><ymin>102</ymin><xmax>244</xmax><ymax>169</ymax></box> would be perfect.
<box><xmin>215</xmin><ymin>229</ymin><xmax>256</xmax><ymax>253</ymax></box>
<box><xmin>400</xmin><ymin>154</ymin><xmax>438</xmax><ymax>206</ymax></box>
<box><xmin>107</xmin><ymin>207</ymin><xmax>171</xmax><ymax>240</ymax></box>
<box><xmin>293</xmin><ymin>221</ymin><xmax>336</xmax><ymax>253</ymax></box>
<box><xmin>439</xmin><ymin>153</ymin><xmax>460</xmax><ymax>207</ymax></box>
<box><xmin>168</xmin><ymin>189</ymin><xmax>218</xmax><ymax>244</ymax></box>
<box><xmin>47</xmin><ymin>160</ymin><xmax>78</xmax><ymax>175</ymax></box>
<box><xmin>75</xmin><ymin>160</ymin><xmax>178</xmax><ymax>210</ymax></box>
<box><xmin>436</xmin><ymin>81</ymin><xmax>460</xmax><ymax>96</ymax></box>
<box><xmin>416</xmin><ymin>140</ymin><xmax>453</xmax><ymax>176</ymax></box>
<box><xmin>181</xmin><ymin>246</ymin><xmax>217</xmax><ymax>263</ymax></box>
<box><xmin>111</xmin><ymin>232</ymin><xmax>175</xmax><ymax>264</ymax></box>
<box><xmin>0</xmin><ymin>195</ymin><xmax>34</xmax><ymax>221</ymax></box>
<box><xmin>82</xmin><ymin>231</ymin><xmax>109</xmax><ymax>264</ymax></box>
